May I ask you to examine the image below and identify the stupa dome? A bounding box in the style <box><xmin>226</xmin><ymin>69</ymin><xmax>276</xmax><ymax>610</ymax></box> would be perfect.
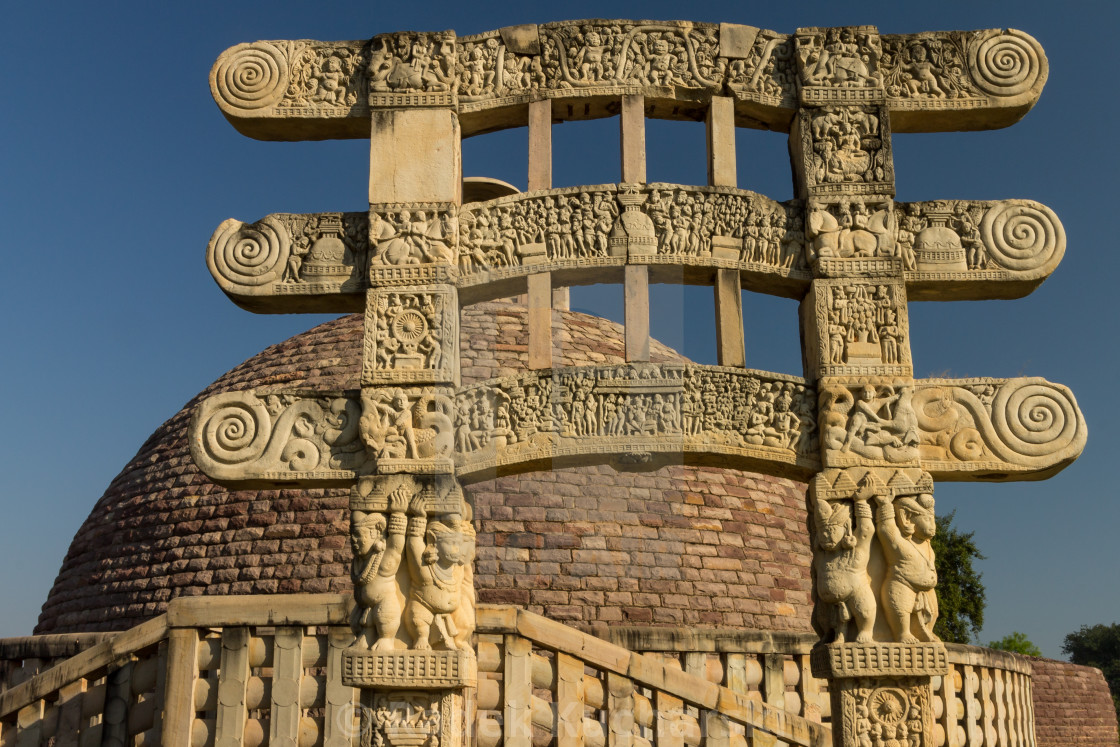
<box><xmin>36</xmin><ymin>301</ymin><xmax>814</xmax><ymax>634</ymax></box>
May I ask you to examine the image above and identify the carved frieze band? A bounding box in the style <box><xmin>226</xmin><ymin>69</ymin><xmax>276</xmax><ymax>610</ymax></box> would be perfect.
<box><xmin>206</xmin><ymin>193</ymin><xmax>1063</xmax><ymax>309</ymax></box>
<box><xmin>211</xmin><ymin>24</ymin><xmax>1047</xmax><ymax>138</ymax></box>
<box><xmin>188</xmin><ymin>363</ymin><xmax>822</xmax><ymax>485</ymax></box>
<box><xmin>818</xmin><ymin>376</ymin><xmax>1086</xmax><ymax>478</ymax></box>
<box><xmin>450</xmin><ymin>363</ymin><xmax>819</xmax><ymax>480</ymax></box>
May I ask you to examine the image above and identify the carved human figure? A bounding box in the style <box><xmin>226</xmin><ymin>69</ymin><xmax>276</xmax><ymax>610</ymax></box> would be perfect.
<box><xmin>573</xmin><ymin>31</ymin><xmax>607</xmax><ymax>82</ymax></box>
<box><xmin>900</xmin><ymin>44</ymin><xmax>945</xmax><ymax>98</ymax></box>
<box><xmin>312</xmin><ymin>56</ymin><xmax>347</xmax><ymax>104</ymax></box>
<box><xmin>874</xmin><ymin>492</ymin><xmax>939</xmax><ymax>643</ymax></box>
<box><xmin>349</xmin><ymin>486</ymin><xmax>410</xmax><ymax>650</ymax></box>
<box><xmin>812</xmin><ymin>482</ymin><xmax>876</xmax><ymax>643</ymax></box>
<box><xmin>404</xmin><ymin>495</ymin><xmax>474</xmax><ymax>651</ymax></box>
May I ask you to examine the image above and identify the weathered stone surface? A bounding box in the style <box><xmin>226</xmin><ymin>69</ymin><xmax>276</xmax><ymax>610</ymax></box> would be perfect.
<box><xmin>207</xmin><ymin>194</ymin><xmax>1065</xmax><ymax>312</ymax></box>
<box><xmin>210</xmin><ymin>24</ymin><xmax>1048</xmax><ymax>140</ymax></box>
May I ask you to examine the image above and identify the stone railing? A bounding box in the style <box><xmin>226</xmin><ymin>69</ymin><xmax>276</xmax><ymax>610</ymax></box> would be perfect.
<box><xmin>0</xmin><ymin>597</ymin><xmax>1030</xmax><ymax>747</ymax></box>
<box><xmin>599</xmin><ymin>628</ymin><xmax>1035</xmax><ymax>747</ymax></box>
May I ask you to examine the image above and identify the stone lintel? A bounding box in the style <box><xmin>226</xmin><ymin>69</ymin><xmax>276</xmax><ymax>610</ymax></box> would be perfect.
<box><xmin>210</xmin><ymin>26</ymin><xmax>1047</xmax><ymax>141</ymax></box>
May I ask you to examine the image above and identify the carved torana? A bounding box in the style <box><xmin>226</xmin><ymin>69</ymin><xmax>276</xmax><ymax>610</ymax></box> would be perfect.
<box><xmin>194</xmin><ymin>17</ymin><xmax>1082</xmax><ymax>747</ymax></box>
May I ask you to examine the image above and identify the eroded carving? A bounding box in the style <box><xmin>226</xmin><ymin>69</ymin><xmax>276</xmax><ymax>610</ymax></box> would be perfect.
<box><xmin>369</xmin><ymin>31</ymin><xmax>456</xmax><ymax>105</ymax></box>
<box><xmin>283</xmin><ymin>43</ymin><xmax>367</xmax><ymax>110</ymax></box>
<box><xmin>189</xmin><ymin>390</ymin><xmax>372</xmax><ymax>483</ymax></box>
<box><xmin>361</xmin><ymin>387</ymin><xmax>456</xmax><ymax>473</ymax></box>
<box><xmin>798</xmin><ymin>106</ymin><xmax>894</xmax><ymax>196</ymax></box>
<box><xmin>540</xmin><ymin>21</ymin><xmax>722</xmax><ymax>91</ymax></box>
<box><xmin>727</xmin><ymin>30</ymin><xmax>796</xmax><ymax>105</ymax></box>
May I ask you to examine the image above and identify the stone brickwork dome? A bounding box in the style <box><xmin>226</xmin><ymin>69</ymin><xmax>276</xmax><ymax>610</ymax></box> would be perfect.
<box><xmin>36</xmin><ymin>301</ymin><xmax>814</xmax><ymax>634</ymax></box>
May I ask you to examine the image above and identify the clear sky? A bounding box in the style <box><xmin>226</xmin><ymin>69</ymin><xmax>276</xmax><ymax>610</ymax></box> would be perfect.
<box><xmin>1</xmin><ymin>0</ymin><xmax>1116</xmax><ymax>660</ymax></box>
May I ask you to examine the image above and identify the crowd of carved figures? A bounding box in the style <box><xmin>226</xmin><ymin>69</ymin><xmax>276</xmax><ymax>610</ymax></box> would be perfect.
<box><xmin>539</xmin><ymin>23</ymin><xmax>723</xmax><ymax>89</ymax></box>
<box><xmin>449</xmin><ymin>365</ymin><xmax>818</xmax><ymax>458</ymax></box>
<box><xmin>824</xmin><ymin>284</ymin><xmax>906</xmax><ymax>366</ymax></box>
<box><xmin>812</xmin><ymin>470</ymin><xmax>938</xmax><ymax>646</ymax></box>
<box><xmin>458</xmin><ymin>190</ymin><xmax>618</xmax><ymax>270</ymax></box>
<box><xmin>457</xmin><ymin>187</ymin><xmax>807</xmax><ymax>272</ymax></box>
<box><xmin>214</xmin><ymin>24</ymin><xmax>1048</xmax><ymax>119</ymax></box>
<box><xmin>369</xmin><ymin>32</ymin><xmax>456</xmax><ymax>94</ymax></box>
<box><xmin>350</xmin><ymin>479</ymin><xmax>475</xmax><ymax>652</ymax></box>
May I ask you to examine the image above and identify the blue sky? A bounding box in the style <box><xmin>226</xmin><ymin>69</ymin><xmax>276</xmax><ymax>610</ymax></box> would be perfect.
<box><xmin>1</xmin><ymin>0</ymin><xmax>1116</xmax><ymax>659</ymax></box>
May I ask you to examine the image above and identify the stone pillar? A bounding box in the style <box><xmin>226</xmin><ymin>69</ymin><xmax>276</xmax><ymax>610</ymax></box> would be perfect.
<box><xmin>792</xmin><ymin>26</ymin><xmax>946</xmax><ymax>747</ymax></box>
<box><xmin>353</xmin><ymin>31</ymin><xmax>475</xmax><ymax>747</ymax></box>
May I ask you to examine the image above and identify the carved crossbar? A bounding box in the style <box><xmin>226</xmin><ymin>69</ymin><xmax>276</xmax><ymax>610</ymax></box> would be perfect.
<box><xmin>207</xmin><ymin>192</ymin><xmax>1065</xmax><ymax>312</ymax></box>
<box><xmin>210</xmin><ymin>23</ymin><xmax>1047</xmax><ymax>140</ymax></box>
<box><xmin>188</xmin><ymin>371</ymin><xmax>1084</xmax><ymax>486</ymax></box>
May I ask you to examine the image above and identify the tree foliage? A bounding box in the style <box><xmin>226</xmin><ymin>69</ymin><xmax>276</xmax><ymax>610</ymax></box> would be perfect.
<box><xmin>988</xmin><ymin>631</ymin><xmax>1041</xmax><ymax>657</ymax></box>
<box><xmin>1062</xmin><ymin>623</ymin><xmax>1120</xmax><ymax>716</ymax></box>
<box><xmin>931</xmin><ymin>510</ymin><xmax>985</xmax><ymax>644</ymax></box>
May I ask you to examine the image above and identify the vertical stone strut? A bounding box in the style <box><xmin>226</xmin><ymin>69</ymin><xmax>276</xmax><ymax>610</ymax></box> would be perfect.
<box><xmin>621</xmin><ymin>94</ymin><xmax>650</xmax><ymax>362</ymax></box>
<box><xmin>790</xmin><ymin>25</ymin><xmax>941</xmax><ymax>747</ymax></box>
<box><xmin>353</xmin><ymin>31</ymin><xmax>475</xmax><ymax>747</ymax></box>
<box><xmin>707</xmin><ymin>95</ymin><xmax>746</xmax><ymax>368</ymax></box>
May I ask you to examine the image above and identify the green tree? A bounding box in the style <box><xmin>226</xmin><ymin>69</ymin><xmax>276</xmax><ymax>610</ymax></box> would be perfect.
<box><xmin>931</xmin><ymin>510</ymin><xmax>986</xmax><ymax>644</ymax></box>
<box><xmin>1062</xmin><ymin>623</ymin><xmax>1120</xmax><ymax>716</ymax></box>
<box><xmin>988</xmin><ymin>631</ymin><xmax>1041</xmax><ymax>657</ymax></box>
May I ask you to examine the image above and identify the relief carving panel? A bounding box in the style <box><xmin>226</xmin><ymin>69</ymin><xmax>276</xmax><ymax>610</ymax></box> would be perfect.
<box><xmin>819</xmin><ymin>377</ymin><xmax>1086</xmax><ymax>477</ymax></box>
<box><xmin>363</xmin><ymin>287</ymin><xmax>458</xmax><ymax>386</ymax></box>
<box><xmin>189</xmin><ymin>390</ymin><xmax>372</xmax><ymax>484</ymax></box>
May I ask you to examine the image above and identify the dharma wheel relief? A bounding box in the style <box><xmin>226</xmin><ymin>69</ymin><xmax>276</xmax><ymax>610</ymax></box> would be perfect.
<box><xmin>191</xmin><ymin>16</ymin><xmax>1082</xmax><ymax>747</ymax></box>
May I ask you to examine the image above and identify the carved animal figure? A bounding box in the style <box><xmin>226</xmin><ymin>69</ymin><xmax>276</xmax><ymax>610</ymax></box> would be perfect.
<box><xmin>874</xmin><ymin>492</ymin><xmax>939</xmax><ymax>643</ymax></box>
